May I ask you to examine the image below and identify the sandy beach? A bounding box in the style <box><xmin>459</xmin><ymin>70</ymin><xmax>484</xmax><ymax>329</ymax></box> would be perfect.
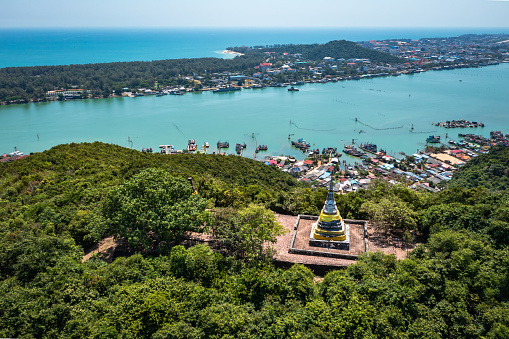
<box><xmin>222</xmin><ymin>49</ymin><xmax>244</xmax><ymax>56</ymax></box>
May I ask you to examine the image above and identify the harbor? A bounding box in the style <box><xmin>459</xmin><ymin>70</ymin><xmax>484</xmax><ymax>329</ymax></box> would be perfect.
<box><xmin>2</xmin><ymin>58</ymin><xmax>509</xmax><ymax>199</ymax></box>
<box><xmin>1</xmin><ymin>63</ymin><xmax>508</xmax><ymax>165</ymax></box>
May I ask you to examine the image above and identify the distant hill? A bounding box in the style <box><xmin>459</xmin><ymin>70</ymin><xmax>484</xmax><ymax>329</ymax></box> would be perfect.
<box><xmin>232</xmin><ymin>40</ymin><xmax>402</xmax><ymax>64</ymax></box>
<box><xmin>448</xmin><ymin>146</ymin><xmax>509</xmax><ymax>191</ymax></box>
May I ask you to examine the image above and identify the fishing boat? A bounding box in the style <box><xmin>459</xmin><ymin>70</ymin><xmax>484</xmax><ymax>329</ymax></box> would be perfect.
<box><xmin>235</xmin><ymin>143</ymin><xmax>246</xmax><ymax>155</ymax></box>
<box><xmin>343</xmin><ymin>145</ymin><xmax>367</xmax><ymax>158</ymax></box>
<box><xmin>217</xmin><ymin>141</ymin><xmax>229</xmax><ymax>149</ymax></box>
<box><xmin>291</xmin><ymin>138</ymin><xmax>311</xmax><ymax>151</ymax></box>
<box><xmin>159</xmin><ymin>145</ymin><xmax>174</xmax><ymax>154</ymax></box>
<box><xmin>321</xmin><ymin>147</ymin><xmax>338</xmax><ymax>155</ymax></box>
<box><xmin>426</xmin><ymin>135</ymin><xmax>441</xmax><ymax>143</ymax></box>
<box><xmin>359</xmin><ymin>143</ymin><xmax>377</xmax><ymax>154</ymax></box>
<box><xmin>255</xmin><ymin>145</ymin><xmax>268</xmax><ymax>153</ymax></box>
<box><xmin>187</xmin><ymin>139</ymin><xmax>197</xmax><ymax>152</ymax></box>
<box><xmin>269</xmin><ymin>83</ymin><xmax>287</xmax><ymax>87</ymax></box>
<box><xmin>212</xmin><ymin>85</ymin><xmax>241</xmax><ymax>93</ymax></box>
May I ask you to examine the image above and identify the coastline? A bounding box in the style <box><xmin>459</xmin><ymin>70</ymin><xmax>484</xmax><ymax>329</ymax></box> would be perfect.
<box><xmin>0</xmin><ymin>61</ymin><xmax>503</xmax><ymax>106</ymax></box>
<box><xmin>222</xmin><ymin>49</ymin><xmax>244</xmax><ymax>56</ymax></box>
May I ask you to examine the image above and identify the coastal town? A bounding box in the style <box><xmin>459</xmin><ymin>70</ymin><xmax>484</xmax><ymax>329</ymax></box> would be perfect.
<box><xmin>258</xmin><ymin>128</ymin><xmax>509</xmax><ymax>194</ymax></box>
<box><xmin>3</xmin><ymin>127</ymin><xmax>509</xmax><ymax>195</ymax></box>
<box><xmin>133</xmin><ymin>34</ymin><xmax>495</xmax><ymax>96</ymax></box>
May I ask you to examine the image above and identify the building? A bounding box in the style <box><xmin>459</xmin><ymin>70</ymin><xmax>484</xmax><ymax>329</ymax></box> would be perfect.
<box><xmin>257</xmin><ymin>63</ymin><xmax>272</xmax><ymax>72</ymax></box>
<box><xmin>46</xmin><ymin>89</ymin><xmax>84</xmax><ymax>99</ymax></box>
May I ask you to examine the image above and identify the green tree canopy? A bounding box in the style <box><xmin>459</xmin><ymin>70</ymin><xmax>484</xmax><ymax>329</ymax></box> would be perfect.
<box><xmin>103</xmin><ymin>168</ymin><xmax>207</xmax><ymax>251</ymax></box>
<box><xmin>449</xmin><ymin>146</ymin><xmax>509</xmax><ymax>191</ymax></box>
<box><xmin>360</xmin><ymin>196</ymin><xmax>418</xmax><ymax>233</ymax></box>
<box><xmin>211</xmin><ymin>204</ymin><xmax>287</xmax><ymax>261</ymax></box>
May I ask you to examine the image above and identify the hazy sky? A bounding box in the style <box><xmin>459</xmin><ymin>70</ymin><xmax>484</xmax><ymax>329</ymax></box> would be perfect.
<box><xmin>2</xmin><ymin>0</ymin><xmax>509</xmax><ymax>28</ymax></box>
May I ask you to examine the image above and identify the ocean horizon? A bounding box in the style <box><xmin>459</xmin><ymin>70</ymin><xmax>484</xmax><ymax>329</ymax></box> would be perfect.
<box><xmin>1</xmin><ymin>27</ymin><xmax>508</xmax><ymax>68</ymax></box>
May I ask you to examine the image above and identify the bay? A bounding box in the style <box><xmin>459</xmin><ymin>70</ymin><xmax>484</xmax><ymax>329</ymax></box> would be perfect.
<box><xmin>1</xmin><ymin>63</ymin><xmax>508</xmax><ymax>162</ymax></box>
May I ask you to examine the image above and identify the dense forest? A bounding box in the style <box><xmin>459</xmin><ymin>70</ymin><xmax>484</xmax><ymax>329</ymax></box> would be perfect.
<box><xmin>448</xmin><ymin>146</ymin><xmax>509</xmax><ymax>191</ymax></box>
<box><xmin>0</xmin><ymin>55</ymin><xmax>262</xmax><ymax>103</ymax></box>
<box><xmin>1</xmin><ymin>142</ymin><xmax>508</xmax><ymax>338</ymax></box>
<box><xmin>229</xmin><ymin>40</ymin><xmax>402</xmax><ymax>64</ymax></box>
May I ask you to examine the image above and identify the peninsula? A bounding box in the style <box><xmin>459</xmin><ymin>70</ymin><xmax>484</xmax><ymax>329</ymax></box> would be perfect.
<box><xmin>1</xmin><ymin>34</ymin><xmax>507</xmax><ymax>104</ymax></box>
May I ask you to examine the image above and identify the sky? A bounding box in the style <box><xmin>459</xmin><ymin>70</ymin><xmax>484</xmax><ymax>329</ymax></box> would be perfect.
<box><xmin>1</xmin><ymin>0</ymin><xmax>509</xmax><ymax>28</ymax></box>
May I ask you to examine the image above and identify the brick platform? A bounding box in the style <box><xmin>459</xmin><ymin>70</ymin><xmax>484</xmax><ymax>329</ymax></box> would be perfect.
<box><xmin>273</xmin><ymin>214</ymin><xmax>359</xmax><ymax>268</ymax></box>
<box><xmin>289</xmin><ymin>215</ymin><xmax>367</xmax><ymax>260</ymax></box>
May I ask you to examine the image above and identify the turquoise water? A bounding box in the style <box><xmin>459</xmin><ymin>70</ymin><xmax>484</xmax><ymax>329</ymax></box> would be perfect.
<box><xmin>1</xmin><ymin>63</ymin><xmax>508</xmax><ymax>161</ymax></box>
<box><xmin>1</xmin><ymin>28</ymin><xmax>508</xmax><ymax>68</ymax></box>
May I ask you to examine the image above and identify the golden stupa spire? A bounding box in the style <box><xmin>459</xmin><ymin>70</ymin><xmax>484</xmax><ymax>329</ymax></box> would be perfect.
<box><xmin>312</xmin><ymin>176</ymin><xmax>346</xmax><ymax>241</ymax></box>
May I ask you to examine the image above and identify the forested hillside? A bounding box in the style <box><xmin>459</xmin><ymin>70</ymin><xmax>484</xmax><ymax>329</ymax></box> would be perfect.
<box><xmin>449</xmin><ymin>146</ymin><xmax>509</xmax><ymax>191</ymax></box>
<box><xmin>231</xmin><ymin>40</ymin><xmax>402</xmax><ymax>64</ymax></box>
<box><xmin>0</xmin><ymin>142</ymin><xmax>306</xmax><ymax>249</ymax></box>
<box><xmin>1</xmin><ymin>142</ymin><xmax>508</xmax><ymax>338</ymax></box>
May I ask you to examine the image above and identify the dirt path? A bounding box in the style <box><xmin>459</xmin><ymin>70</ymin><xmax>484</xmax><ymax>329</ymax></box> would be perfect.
<box><xmin>82</xmin><ymin>236</ymin><xmax>121</xmax><ymax>263</ymax></box>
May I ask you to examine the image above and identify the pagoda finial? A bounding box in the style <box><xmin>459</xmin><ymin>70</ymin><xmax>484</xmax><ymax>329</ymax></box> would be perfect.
<box><xmin>323</xmin><ymin>177</ymin><xmax>337</xmax><ymax>215</ymax></box>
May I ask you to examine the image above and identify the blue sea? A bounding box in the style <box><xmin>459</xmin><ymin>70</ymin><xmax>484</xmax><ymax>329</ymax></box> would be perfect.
<box><xmin>1</xmin><ymin>28</ymin><xmax>508</xmax><ymax>162</ymax></box>
<box><xmin>1</xmin><ymin>27</ymin><xmax>508</xmax><ymax>68</ymax></box>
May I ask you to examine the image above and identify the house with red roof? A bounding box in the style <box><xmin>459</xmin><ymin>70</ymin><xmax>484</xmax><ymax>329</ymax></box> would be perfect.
<box><xmin>257</xmin><ymin>63</ymin><xmax>272</xmax><ymax>72</ymax></box>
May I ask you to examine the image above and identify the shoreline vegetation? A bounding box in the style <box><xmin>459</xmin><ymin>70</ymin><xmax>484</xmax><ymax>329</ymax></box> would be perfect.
<box><xmin>0</xmin><ymin>33</ymin><xmax>507</xmax><ymax>105</ymax></box>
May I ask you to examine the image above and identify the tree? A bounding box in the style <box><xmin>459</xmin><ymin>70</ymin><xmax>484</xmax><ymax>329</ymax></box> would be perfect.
<box><xmin>360</xmin><ymin>196</ymin><xmax>418</xmax><ymax>234</ymax></box>
<box><xmin>103</xmin><ymin>168</ymin><xmax>207</xmax><ymax>251</ymax></box>
<box><xmin>402</xmin><ymin>230</ymin><xmax>415</xmax><ymax>255</ymax></box>
<box><xmin>211</xmin><ymin>204</ymin><xmax>287</xmax><ymax>261</ymax></box>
